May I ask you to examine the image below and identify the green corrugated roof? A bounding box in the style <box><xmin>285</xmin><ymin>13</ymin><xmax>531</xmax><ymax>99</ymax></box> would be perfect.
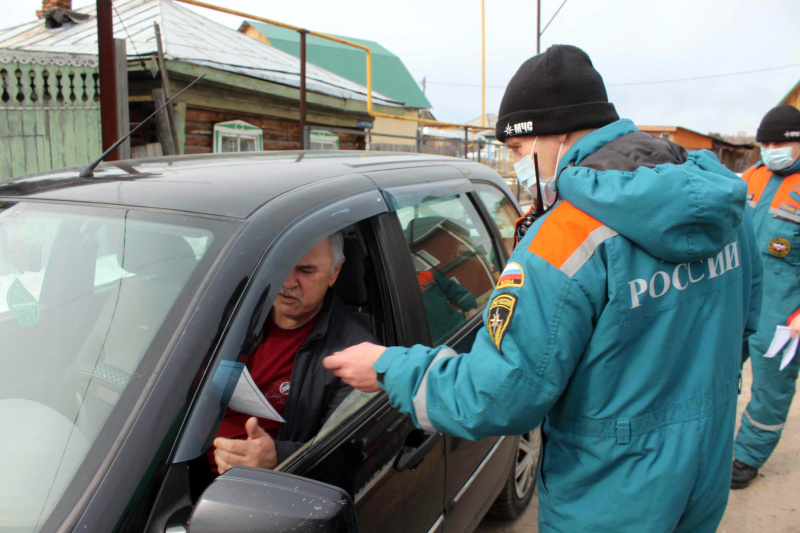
<box><xmin>244</xmin><ymin>21</ymin><xmax>431</xmax><ymax>109</ymax></box>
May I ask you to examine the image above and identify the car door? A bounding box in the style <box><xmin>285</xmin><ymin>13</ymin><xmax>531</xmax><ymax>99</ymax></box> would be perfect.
<box><xmin>156</xmin><ymin>180</ymin><xmax>447</xmax><ymax>533</ymax></box>
<box><xmin>440</xmin><ymin>183</ymin><xmax>525</xmax><ymax>532</ymax></box>
<box><xmin>275</xmin><ymin>210</ymin><xmax>448</xmax><ymax>533</ymax></box>
<box><xmin>376</xmin><ymin>173</ymin><xmax>522</xmax><ymax>532</ymax></box>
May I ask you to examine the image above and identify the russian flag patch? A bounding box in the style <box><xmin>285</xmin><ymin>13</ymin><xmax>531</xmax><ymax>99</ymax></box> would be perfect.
<box><xmin>497</xmin><ymin>262</ymin><xmax>525</xmax><ymax>289</ymax></box>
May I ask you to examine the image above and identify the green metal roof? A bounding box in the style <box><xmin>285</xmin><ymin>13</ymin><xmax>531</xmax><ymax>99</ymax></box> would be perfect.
<box><xmin>244</xmin><ymin>21</ymin><xmax>431</xmax><ymax>109</ymax></box>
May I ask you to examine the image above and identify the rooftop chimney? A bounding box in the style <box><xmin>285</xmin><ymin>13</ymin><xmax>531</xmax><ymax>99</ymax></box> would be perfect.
<box><xmin>36</xmin><ymin>0</ymin><xmax>73</xmax><ymax>18</ymax></box>
<box><xmin>36</xmin><ymin>0</ymin><xmax>88</xmax><ymax>28</ymax></box>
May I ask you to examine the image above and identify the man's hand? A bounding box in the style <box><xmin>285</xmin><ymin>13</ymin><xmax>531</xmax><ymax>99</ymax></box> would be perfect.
<box><xmin>323</xmin><ymin>342</ymin><xmax>387</xmax><ymax>392</ymax></box>
<box><xmin>466</xmin><ymin>308</ymin><xmax>478</xmax><ymax>319</ymax></box>
<box><xmin>791</xmin><ymin>313</ymin><xmax>800</xmax><ymax>339</ymax></box>
<box><xmin>213</xmin><ymin>417</ymin><xmax>278</xmax><ymax>474</ymax></box>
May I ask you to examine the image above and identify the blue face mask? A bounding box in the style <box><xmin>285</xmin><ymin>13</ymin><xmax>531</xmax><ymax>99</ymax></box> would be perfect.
<box><xmin>513</xmin><ymin>138</ymin><xmax>562</xmax><ymax>207</ymax></box>
<box><xmin>761</xmin><ymin>146</ymin><xmax>797</xmax><ymax>171</ymax></box>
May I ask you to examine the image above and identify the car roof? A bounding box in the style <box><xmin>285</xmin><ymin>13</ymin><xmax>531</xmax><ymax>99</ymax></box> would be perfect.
<box><xmin>0</xmin><ymin>151</ymin><xmax>509</xmax><ymax>219</ymax></box>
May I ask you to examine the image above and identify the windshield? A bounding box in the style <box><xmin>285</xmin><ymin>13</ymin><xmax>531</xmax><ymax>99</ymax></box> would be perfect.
<box><xmin>0</xmin><ymin>201</ymin><xmax>237</xmax><ymax>532</ymax></box>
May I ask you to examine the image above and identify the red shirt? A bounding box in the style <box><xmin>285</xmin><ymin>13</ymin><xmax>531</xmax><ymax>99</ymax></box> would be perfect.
<box><xmin>207</xmin><ymin>317</ymin><xmax>317</xmax><ymax>472</ymax></box>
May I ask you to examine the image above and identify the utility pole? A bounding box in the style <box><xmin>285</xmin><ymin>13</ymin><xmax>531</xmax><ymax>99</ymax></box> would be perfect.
<box><xmin>536</xmin><ymin>0</ymin><xmax>541</xmax><ymax>54</ymax></box>
<box><xmin>481</xmin><ymin>0</ymin><xmax>485</xmax><ymax>128</ymax></box>
<box><xmin>97</xmin><ymin>0</ymin><xmax>118</xmax><ymax>160</ymax></box>
<box><xmin>299</xmin><ymin>30</ymin><xmax>307</xmax><ymax>149</ymax></box>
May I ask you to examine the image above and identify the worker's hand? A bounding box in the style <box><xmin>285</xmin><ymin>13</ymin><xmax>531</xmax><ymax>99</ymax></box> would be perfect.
<box><xmin>790</xmin><ymin>313</ymin><xmax>800</xmax><ymax>339</ymax></box>
<box><xmin>323</xmin><ymin>342</ymin><xmax>387</xmax><ymax>392</ymax></box>
<box><xmin>213</xmin><ymin>417</ymin><xmax>278</xmax><ymax>473</ymax></box>
<box><xmin>466</xmin><ymin>308</ymin><xmax>478</xmax><ymax>319</ymax></box>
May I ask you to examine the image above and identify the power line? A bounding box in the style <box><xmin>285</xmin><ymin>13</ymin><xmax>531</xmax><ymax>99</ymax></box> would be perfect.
<box><xmin>422</xmin><ymin>80</ymin><xmax>506</xmax><ymax>89</ymax></box>
<box><xmin>420</xmin><ymin>62</ymin><xmax>800</xmax><ymax>90</ymax></box>
<box><xmin>540</xmin><ymin>0</ymin><xmax>569</xmax><ymax>36</ymax></box>
<box><xmin>607</xmin><ymin>63</ymin><xmax>800</xmax><ymax>86</ymax></box>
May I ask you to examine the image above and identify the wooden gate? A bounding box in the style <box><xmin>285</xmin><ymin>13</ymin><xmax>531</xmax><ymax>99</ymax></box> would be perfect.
<box><xmin>0</xmin><ymin>49</ymin><xmax>101</xmax><ymax>181</ymax></box>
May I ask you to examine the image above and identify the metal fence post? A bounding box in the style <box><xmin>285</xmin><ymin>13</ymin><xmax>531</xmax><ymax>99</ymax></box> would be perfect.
<box><xmin>463</xmin><ymin>127</ymin><xmax>469</xmax><ymax>159</ymax></box>
<box><xmin>303</xmin><ymin>125</ymin><xmax>310</xmax><ymax>150</ymax></box>
<box><xmin>416</xmin><ymin>127</ymin><xmax>422</xmax><ymax>153</ymax></box>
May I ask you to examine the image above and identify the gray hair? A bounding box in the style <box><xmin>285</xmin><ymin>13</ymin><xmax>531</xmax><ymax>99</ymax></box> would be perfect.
<box><xmin>329</xmin><ymin>231</ymin><xmax>345</xmax><ymax>273</ymax></box>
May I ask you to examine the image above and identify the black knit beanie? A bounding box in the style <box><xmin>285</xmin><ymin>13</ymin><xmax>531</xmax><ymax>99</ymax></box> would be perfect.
<box><xmin>496</xmin><ymin>44</ymin><xmax>619</xmax><ymax>143</ymax></box>
<box><xmin>756</xmin><ymin>104</ymin><xmax>800</xmax><ymax>143</ymax></box>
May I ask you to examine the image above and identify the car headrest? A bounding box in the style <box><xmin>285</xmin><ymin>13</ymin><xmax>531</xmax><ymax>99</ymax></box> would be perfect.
<box><xmin>404</xmin><ymin>216</ymin><xmax>470</xmax><ymax>245</ymax></box>
<box><xmin>335</xmin><ymin>237</ymin><xmax>368</xmax><ymax>306</ymax></box>
<box><xmin>118</xmin><ymin>229</ymin><xmax>198</xmax><ymax>283</ymax></box>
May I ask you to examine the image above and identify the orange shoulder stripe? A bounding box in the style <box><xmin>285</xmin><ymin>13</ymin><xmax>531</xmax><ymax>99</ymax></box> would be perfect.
<box><xmin>745</xmin><ymin>166</ymin><xmax>772</xmax><ymax>205</ymax></box>
<box><xmin>770</xmin><ymin>172</ymin><xmax>800</xmax><ymax>210</ymax></box>
<box><xmin>417</xmin><ymin>270</ymin><xmax>434</xmax><ymax>289</ymax></box>
<box><xmin>527</xmin><ymin>201</ymin><xmax>605</xmax><ymax>270</ymax></box>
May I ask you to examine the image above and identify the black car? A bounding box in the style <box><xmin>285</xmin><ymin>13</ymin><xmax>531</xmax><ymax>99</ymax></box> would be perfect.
<box><xmin>0</xmin><ymin>151</ymin><xmax>540</xmax><ymax>533</ymax></box>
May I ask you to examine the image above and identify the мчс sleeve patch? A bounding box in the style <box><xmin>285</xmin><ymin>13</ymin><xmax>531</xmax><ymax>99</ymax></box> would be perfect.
<box><xmin>486</xmin><ymin>293</ymin><xmax>518</xmax><ymax>352</ymax></box>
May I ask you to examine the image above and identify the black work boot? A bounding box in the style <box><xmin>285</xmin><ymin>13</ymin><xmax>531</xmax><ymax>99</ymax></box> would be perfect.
<box><xmin>731</xmin><ymin>459</ymin><xmax>759</xmax><ymax>489</ymax></box>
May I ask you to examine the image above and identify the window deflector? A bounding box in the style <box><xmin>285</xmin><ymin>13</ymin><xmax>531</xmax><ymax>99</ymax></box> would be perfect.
<box><xmin>171</xmin><ymin>188</ymin><xmax>388</xmax><ymax>464</ymax></box>
<box><xmin>381</xmin><ymin>177</ymin><xmax>472</xmax><ymax>213</ymax></box>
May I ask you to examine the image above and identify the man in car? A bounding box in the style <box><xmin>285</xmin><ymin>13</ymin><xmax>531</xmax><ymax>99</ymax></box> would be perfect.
<box><xmin>210</xmin><ymin>232</ymin><xmax>376</xmax><ymax>473</ymax></box>
<box><xmin>324</xmin><ymin>44</ymin><xmax>763</xmax><ymax>532</ymax></box>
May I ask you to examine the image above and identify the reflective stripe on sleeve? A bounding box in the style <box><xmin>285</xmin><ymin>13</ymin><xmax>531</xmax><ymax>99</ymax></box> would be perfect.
<box><xmin>412</xmin><ymin>347</ymin><xmax>458</xmax><ymax>431</ymax></box>
<box><xmin>744</xmin><ymin>409</ymin><xmax>785</xmax><ymax>432</ymax></box>
<box><xmin>560</xmin><ymin>225</ymin><xmax>619</xmax><ymax>278</ymax></box>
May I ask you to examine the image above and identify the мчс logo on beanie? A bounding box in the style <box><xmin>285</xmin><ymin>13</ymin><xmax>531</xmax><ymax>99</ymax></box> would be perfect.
<box><xmin>505</xmin><ymin>121</ymin><xmax>534</xmax><ymax>138</ymax></box>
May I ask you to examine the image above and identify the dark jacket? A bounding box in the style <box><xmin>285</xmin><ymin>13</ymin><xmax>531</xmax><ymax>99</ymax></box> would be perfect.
<box><xmin>273</xmin><ymin>290</ymin><xmax>377</xmax><ymax>461</ymax></box>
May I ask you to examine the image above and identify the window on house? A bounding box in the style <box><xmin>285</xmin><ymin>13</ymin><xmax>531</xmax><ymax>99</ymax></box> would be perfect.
<box><xmin>310</xmin><ymin>130</ymin><xmax>340</xmax><ymax>151</ymax></box>
<box><xmin>660</xmin><ymin>133</ymin><xmax>671</xmax><ymax>141</ymax></box>
<box><xmin>213</xmin><ymin>121</ymin><xmax>263</xmax><ymax>153</ymax></box>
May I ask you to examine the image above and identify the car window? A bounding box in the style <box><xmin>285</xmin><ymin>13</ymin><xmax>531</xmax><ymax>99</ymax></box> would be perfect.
<box><xmin>475</xmin><ymin>183</ymin><xmax>520</xmax><ymax>258</ymax></box>
<box><xmin>0</xmin><ymin>201</ymin><xmax>237</xmax><ymax>533</ymax></box>
<box><xmin>395</xmin><ymin>194</ymin><xmax>501</xmax><ymax>344</ymax></box>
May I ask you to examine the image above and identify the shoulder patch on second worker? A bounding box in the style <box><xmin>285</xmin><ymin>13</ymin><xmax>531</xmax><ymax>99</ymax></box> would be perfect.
<box><xmin>486</xmin><ymin>293</ymin><xmax>518</xmax><ymax>353</ymax></box>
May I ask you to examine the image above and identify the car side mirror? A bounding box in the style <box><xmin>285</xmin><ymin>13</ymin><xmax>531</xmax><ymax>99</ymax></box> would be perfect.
<box><xmin>187</xmin><ymin>467</ymin><xmax>357</xmax><ymax>533</ymax></box>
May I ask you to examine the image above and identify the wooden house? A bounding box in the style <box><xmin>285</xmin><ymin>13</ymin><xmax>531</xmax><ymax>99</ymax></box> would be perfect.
<box><xmin>780</xmin><ymin>80</ymin><xmax>800</xmax><ymax>108</ymax></box>
<box><xmin>0</xmin><ymin>0</ymin><xmax>405</xmax><ymax>163</ymax></box>
<box><xmin>239</xmin><ymin>21</ymin><xmax>431</xmax><ymax>152</ymax></box>
<box><xmin>637</xmin><ymin>125</ymin><xmax>755</xmax><ymax>173</ymax></box>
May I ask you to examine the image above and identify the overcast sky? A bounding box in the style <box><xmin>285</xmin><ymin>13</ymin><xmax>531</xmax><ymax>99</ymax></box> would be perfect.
<box><xmin>5</xmin><ymin>0</ymin><xmax>800</xmax><ymax>136</ymax></box>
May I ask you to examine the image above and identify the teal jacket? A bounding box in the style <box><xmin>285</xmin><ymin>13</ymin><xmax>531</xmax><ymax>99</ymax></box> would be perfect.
<box><xmin>743</xmin><ymin>157</ymin><xmax>800</xmax><ymax>356</ymax></box>
<box><xmin>374</xmin><ymin>120</ymin><xmax>763</xmax><ymax>531</ymax></box>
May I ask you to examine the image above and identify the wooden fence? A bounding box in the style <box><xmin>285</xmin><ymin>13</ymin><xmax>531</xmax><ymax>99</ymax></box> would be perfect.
<box><xmin>0</xmin><ymin>49</ymin><xmax>101</xmax><ymax>181</ymax></box>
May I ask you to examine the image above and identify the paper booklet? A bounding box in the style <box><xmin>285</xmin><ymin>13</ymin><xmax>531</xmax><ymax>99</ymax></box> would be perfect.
<box><xmin>763</xmin><ymin>325</ymin><xmax>799</xmax><ymax>371</ymax></box>
<box><xmin>227</xmin><ymin>366</ymin><xmax>286</xmax><ymax>423</ymax></box>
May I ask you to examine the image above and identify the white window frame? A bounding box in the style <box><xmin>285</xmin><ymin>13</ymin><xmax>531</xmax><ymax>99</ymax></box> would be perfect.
<box><xmin>213</xmin><ymin>120</ymin><xmax>263</xmax><ymax>153</ymax></box>
<box><xmin>310</xmin><ymin>130</ymin><xmax>340</xmax><ymax>151</ymax></box>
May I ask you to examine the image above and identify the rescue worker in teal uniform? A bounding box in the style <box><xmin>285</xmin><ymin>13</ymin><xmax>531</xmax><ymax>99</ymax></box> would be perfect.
<box><xmin>732</xmin><ymin>104</ymin><xmax>800</xmax><ymax>489</ymax></box>
<box><xmin>416</xmin><ymin>268</ymin><xmax>478</xmax><ymax>343</ymax></box>
<box><xmin>324</xmin><ymin>45</ymin><xmax>763</xmax><ymax>532</ymax></box>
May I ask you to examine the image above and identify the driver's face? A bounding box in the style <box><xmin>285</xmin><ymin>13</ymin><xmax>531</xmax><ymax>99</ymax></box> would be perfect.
<box><xmin>272</xmin><ymin>238</ymin><xmax>341</xmax><ymax>328</ymax></box>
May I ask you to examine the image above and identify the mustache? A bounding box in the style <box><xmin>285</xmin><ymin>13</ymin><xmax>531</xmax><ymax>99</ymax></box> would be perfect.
<box><xmin>279</xmin><ymin>288</ymin><xmax>301</xmax><ymax>300</ymax></box>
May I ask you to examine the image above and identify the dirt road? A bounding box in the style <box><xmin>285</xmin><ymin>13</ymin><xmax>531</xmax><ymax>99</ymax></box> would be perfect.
<box><xmin>477</xmin><ymin>359</ymin><xmax>800</xmax><ymax>532</ymax></box>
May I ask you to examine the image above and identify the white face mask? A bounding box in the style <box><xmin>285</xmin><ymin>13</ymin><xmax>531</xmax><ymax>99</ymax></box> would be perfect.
<box><xmin>761</xmin><ymin>146</ymin><xmax>797</xmax><ymax>171</ymax></box>
<box><xmin>512</xmin><ymin>138</ymin><xmax>563</xmax><ymax>207</ymax></box>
